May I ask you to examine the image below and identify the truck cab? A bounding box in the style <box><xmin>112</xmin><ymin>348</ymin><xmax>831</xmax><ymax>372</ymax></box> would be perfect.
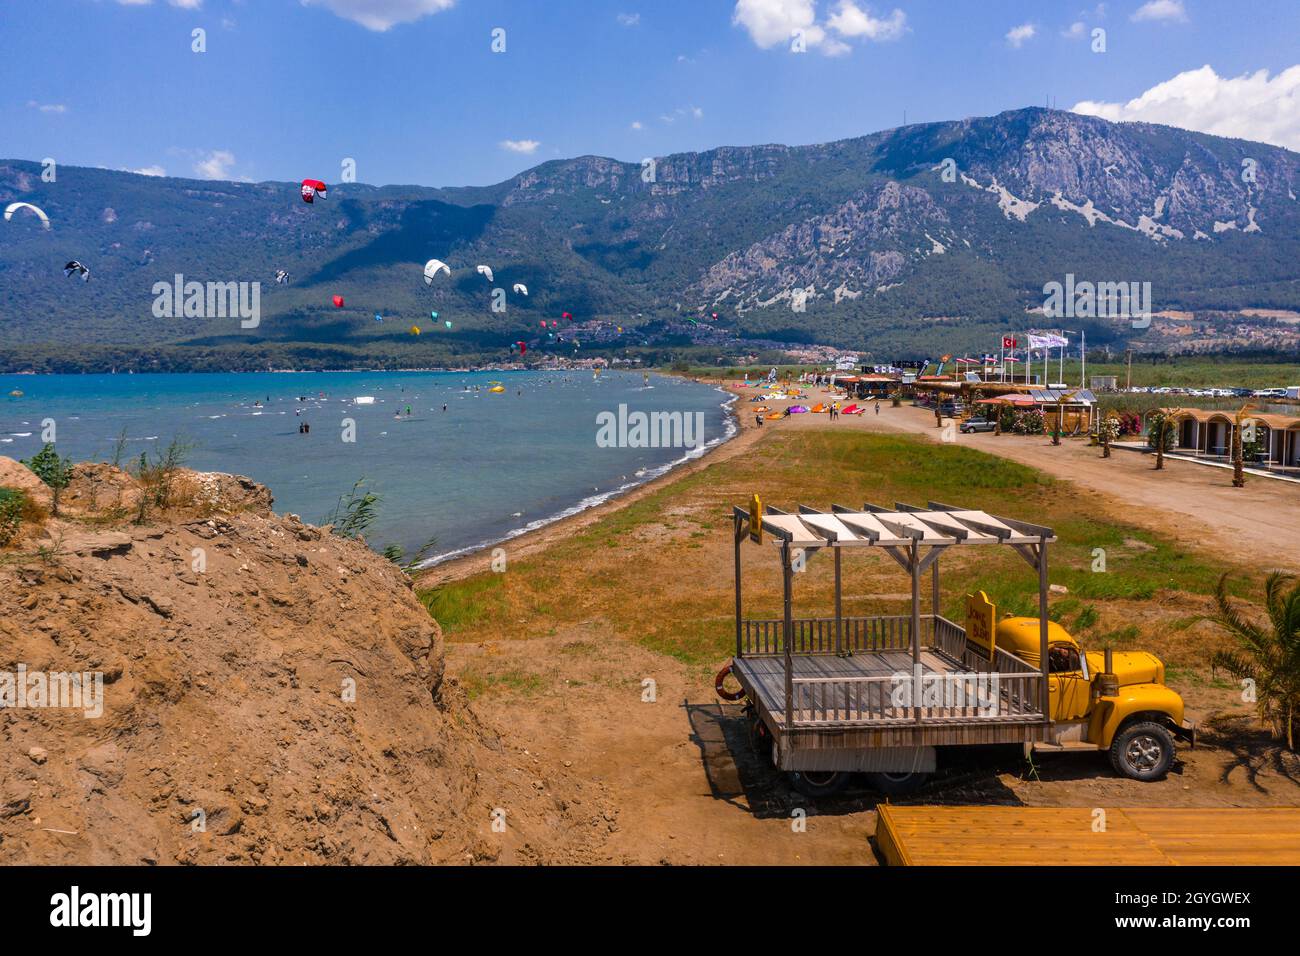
<box><xmin>996</xmin><ymin>616</ymin><xmax>1196</xmax><ymax>780</ymax></box>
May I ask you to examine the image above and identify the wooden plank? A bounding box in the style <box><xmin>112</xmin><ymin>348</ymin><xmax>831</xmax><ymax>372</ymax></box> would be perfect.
<box><xmin>875</xmin><ymin>806</ymin><xmax>1300</xmax><ymax>866</ymax></box>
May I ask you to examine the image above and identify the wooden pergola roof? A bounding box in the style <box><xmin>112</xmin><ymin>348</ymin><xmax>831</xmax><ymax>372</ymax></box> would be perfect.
<box><xmin>744</xmin><ymin>503</ymin><xmax>1053</xmax><ymax>550</ymax></box>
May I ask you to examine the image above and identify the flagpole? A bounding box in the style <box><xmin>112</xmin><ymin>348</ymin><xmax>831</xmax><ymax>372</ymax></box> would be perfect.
<box><xmin>1081</xmin><ymin>329</ymin><xmax>1087</xmax><ymax>389</ymax></box>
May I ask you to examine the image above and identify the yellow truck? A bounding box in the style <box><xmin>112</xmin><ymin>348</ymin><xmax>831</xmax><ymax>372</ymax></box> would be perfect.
<box><xmin>725</xmin><ymin>500</ymin><xmax>1196</xmax><ymax>797</ymax></box>
<box><xmin>996</xmin><ymin>615</ymin><xmax>1196</xmax><ymax>780</ymax></box>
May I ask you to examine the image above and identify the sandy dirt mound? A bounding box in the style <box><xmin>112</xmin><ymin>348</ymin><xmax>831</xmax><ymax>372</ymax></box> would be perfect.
<box><xmin>0</xmin><ymin>461</ymin><xmax>613</xmax><ymax>865</ymax></box>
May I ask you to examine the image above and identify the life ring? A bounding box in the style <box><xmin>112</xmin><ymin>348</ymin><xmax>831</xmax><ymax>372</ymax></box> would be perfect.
<box><xmin>715</xmin><ymin>660</ymin><xmax>745</xmax><ymax>702</ymax></box>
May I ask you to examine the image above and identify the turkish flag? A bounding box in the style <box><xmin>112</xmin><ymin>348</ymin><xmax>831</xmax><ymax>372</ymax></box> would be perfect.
<box><xmin>1002</xmin><ymin>336</ymin><xmax>1017</xmax><ymax>348</ymax></box>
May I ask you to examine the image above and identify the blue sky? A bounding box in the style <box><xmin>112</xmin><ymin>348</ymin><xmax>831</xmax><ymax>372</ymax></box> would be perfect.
<box><xmin>6</xmin><ymin>0</ymin><xmax>1299</xmax><ymax>187</ymax></box>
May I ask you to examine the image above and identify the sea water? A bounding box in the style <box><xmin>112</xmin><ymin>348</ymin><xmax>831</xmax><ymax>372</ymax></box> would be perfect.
<box><xmin>0</xmin><ymin>370</ymin><xmax>735</xmax><ymax>564</ymax></box>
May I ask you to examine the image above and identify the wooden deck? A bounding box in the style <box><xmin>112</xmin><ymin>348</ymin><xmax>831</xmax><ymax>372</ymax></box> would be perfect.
<box><xmin>875</xmin><ymin>805</ymin><xmax>1300</xmax><ymax>866</ymax></box>
<box><xmin>733</xmin><ymin>648</ymin><xmax>1044</xmax><ymax>729</ymax></box>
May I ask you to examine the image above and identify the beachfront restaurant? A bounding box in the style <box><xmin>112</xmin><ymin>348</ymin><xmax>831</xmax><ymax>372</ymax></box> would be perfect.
<box><xmin>1167</xmin><ymin>408</ymin><xmax>1300</xmax><ymax>473</ymax></box>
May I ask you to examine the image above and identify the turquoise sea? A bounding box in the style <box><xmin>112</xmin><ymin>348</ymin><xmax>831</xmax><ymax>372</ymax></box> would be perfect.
<box><xmin>0</xmin><ymin>370</ymin><xmax>735</xmax><ymax>564</ymax></box>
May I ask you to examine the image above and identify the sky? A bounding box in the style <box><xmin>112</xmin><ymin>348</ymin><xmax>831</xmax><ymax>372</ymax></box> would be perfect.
<box><xmin>5</xmin><ymin>0</ymin><xmax>1300</xmax><ymax>188</ymax></box>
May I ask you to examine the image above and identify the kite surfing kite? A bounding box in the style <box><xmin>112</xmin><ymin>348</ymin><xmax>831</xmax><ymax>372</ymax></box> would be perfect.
<box><xmin>512</xmin><ymin>283</ymin><xmax>528</xmax><ymax>296</ymax></box>
<box><xmin>301</xmin><ymin>180</ymin><xmax>328</xmax><ymax>204</ymax></box>
<box><xmin>423</xmin><ymin>259</ymin><xmax>450</xmax><ymax>285</ymax></box>
<box><xmin>476</xmin><ymin>264</ymin><xmax>494</xmax><ymax>283</ymax></box>
<box><xmin>332</xmin><ymin>295</ymin><xmax>345</xmax><ymax>308</ymax></box>
<box><xmin>374</xmin><ymin>313</ymin><xmax>384</xmax><ymax>323</ymax></box>
<box><xmin>4</xmin><ymin>202</ymin><xmax>50</xmax><ymax>230</ymax></box>
<box><xmin>63</xmin><ymin>261</ymin><xmax>90</xmax><ymax>282</ymax></box>
<box><xmin>410</xmin><ymin>325</ymin><xmax>421</xmax><ymax>336</ymax></box>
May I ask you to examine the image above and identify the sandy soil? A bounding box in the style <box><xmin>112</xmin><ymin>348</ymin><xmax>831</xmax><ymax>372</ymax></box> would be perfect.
<box><xmin>429</xmin><ymin>381</ymin><xmax>1300</xmax><ymax>865</ymax></box>
<box><xmin>0</xmin><ymin>463</ymin><xmax>617</xmax><ymax>865</ymax></box>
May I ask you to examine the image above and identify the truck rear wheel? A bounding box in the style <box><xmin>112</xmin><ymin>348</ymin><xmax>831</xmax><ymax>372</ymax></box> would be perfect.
<box><xmin>1110</xmin><ymin>721</ymin><xmax>1175</xmax><ymax>781</ymax></box>
<box><xmin>866</xmin><ymin>771</ymin><xmax>930</xmax><ymax>795</ymax></box>
<box><xmin>789</xmin><ymin>770</ymin><xmax>849</xmax><ymax>798</ymax></box>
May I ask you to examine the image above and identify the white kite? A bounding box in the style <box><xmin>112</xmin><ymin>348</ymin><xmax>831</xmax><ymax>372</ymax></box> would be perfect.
<box><xmin>4</xmin><ymin>202</ymin><xmax>50</xmax><ymax>230</ymax></box>
<box><xmin>423</xmin><ymin>258</ymin><xmax>451</xmax><ymax>285</ymax></box>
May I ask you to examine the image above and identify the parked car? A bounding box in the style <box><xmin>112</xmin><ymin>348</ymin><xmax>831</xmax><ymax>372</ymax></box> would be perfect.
<box><xmin>960</xmin><ymin>417</ymin><xmax>998</xmax><ymax>433</ymax></box>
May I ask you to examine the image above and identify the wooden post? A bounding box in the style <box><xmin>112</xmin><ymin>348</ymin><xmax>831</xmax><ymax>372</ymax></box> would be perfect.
<box><xmin>910</xmin><ymin>539</ymin><xmax>922</xmax><ymax>723</ymax></box>
<box><xmin>734</xmin><ymin>515</ymin><xmax>743</xmax><ymax>658</ymax></box>
<box><xmin>1038</xmin><ymin>536</ymin><xmax>1050</xmax><ymax>720</ymax></box>
<box><xmin>931</xmin><ymin>552</ymin><xmax>940</xmax><ymax>623</ymax></box>
<box><xmin>834</xmin><ymin>546</ymin><xmax>843</xmax><ymax>656</ymax></box>
<box><xmin>783</xmin><ymin>542</ymin><xmax>794</xmax><ymax>726</ymax></box>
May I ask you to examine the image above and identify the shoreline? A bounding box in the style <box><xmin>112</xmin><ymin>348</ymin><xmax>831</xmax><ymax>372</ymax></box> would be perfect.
<box><xmin>415</xmin><ymin>382</ymin><xmax>740</xmax><ymax>568</ymax></box>
<box><xmin>417</xmin><ymin>375</ymin><xmax>754</xmax><ymax>585</ymax></box>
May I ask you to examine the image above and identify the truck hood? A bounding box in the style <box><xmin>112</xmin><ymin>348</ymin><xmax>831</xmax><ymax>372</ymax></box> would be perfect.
<box><xmin>1085</xmin><ymin>650</ymin><xmax>1164</xmax><ymax>687</ymax></box>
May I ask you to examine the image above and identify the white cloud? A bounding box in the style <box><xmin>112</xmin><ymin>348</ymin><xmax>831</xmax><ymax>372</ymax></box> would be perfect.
<box><xmin>661</xmin><ymin>106</ymin><xmax>704</xmax><ymax>124</ymax></box>
<box><xmin>617</xmin><ymin>12</ymin><xmax>640</xmax><ymax>27</ymax></box>
<box><xmin>1062</xmin><ymin>20</ymin><xmax>1086</xmax><ymax>39</ymax></box>
<box><xmin>826</xmin><ymin>2</ymin><xmax>907</xmax><ymax>41</ymax></box>
<box><xmin>299</xmin><ymin>0</ymin><xmax>456</xmax><ymax>32</ymax></box>
<box><xmin>1005</xmin><ymin>23</ymin><xmax>1036</xmax><ymax>48</ymax></box>
<box><xmin>193</xmin><ymin>149</ymin><xmax>237</xmax><ymax>179</ymax></box>
<box><xmin>1072</xmin><ymin>64</ymin><xmax>1300</xmax><ymax>151</ymax></box>
<box><xmin>27</xmin><ymin>101</ymin><xmax>68</xmax><ymax>114</ymax></box>
<box><xmin>732</xmin><ymin>0</ymin><xmax>904</xmax><ymax>55</ymax></box>
<box><xmin>733</xmin><ymin>0</ymin><xmax>822</xmax><ymax>48</ymax></box>
<box><xmin>1131</xmin><ymin>0</ymin><xmax>1186</xmax><ymax>23</ymax></box>
<box><xmin>500</xmin><ymin>139</ymin><xmax>540</xmax><ymax>155</ymax></box>
<box><xmin>630</xmin><ymin>121</ymin><xmax>643</xmax><ymax>130</ymax></box>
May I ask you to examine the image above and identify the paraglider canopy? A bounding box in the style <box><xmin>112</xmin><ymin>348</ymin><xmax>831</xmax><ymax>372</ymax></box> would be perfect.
<box><xmin>63</xmin><ymin>261</ymin><xmax>90</xmax><ymax>282</ymax></box>
<box><xmin>374</xmin><ymin>313</ymin><xmax>384</xmax><ymax>323</ymax></box>
<box><xmin>332</xmin><ymin>295</ymin><xmax>344</xmax><ymax>308</ymax></box>
<box><xmin>301</xmin><ymin>180</ymin><xmax>327</xmax><ymax>203</ymax></box>
<box><xmin>410</xmin><ymin>325</ymin><xmax>421</xmax><ymax>336</ymax></box>
<box><xmin>444</xmin><ymin>320</ymin><xmax>453</xmax><ymax>329</ymax></box>
<box><xmin>513</xmin><ymin>283</ymin><xmax>528</xmax><ymax>296</ymax></box>
<box><xmin>275</xmin><ymin>270</ymin><xmax>289</xmax><ymax>285</ymax></box>
<box><xmin>4</xmin><ymin>202</ymin><xmax>50</xmax><ymax>230</ymax></box>
<box><xmin>476</xmin><ymin>264</ymin><xmax>494</xmax><ymax>283</ymax></box>
<box><xmin>561</xmin><ymin>312</ymin><xmax>573</xmax><ymax>321</ymax></box>
<box><xmin>423</xmin><ymin>259</ymin><xmax>450</xmax><ymax>285</ymax></box>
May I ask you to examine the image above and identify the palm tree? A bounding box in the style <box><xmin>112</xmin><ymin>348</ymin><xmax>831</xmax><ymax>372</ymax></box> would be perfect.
<box><xmin>1207</xmin><ymin>572</ymin><xmax>1300</xmax><ymax>751</ymax></box>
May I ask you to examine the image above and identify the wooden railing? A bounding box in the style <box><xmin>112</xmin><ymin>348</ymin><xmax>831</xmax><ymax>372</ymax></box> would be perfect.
<box><xmin>789</xmin><ymin>671</ymin><xmax>1045</xmax><ymax>726</ymax></box>
<box><xmin>742</xmin><ymin>613</ymin><xmax>1046</xmax><ymax>726</ymax></box>
<box><xmin>742</xmin><ymin>614</ymin><xmax>940</xmax><ymax>656</ymax></box>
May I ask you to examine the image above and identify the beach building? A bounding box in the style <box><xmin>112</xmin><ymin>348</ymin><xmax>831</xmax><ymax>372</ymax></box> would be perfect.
<box><xmin>1166</xmin><ymin>408</ymin><xmax>1300</xmax><ymax>473</ymax></box>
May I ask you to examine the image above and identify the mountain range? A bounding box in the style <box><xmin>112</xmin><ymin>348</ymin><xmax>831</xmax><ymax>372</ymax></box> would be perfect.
<box><xmin>2</xmin><ymin>107</ymin><xmax>1298</xmax><ymax>371</ymax></box>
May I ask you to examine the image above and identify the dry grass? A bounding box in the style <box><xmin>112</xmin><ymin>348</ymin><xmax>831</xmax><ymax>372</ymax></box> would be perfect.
<box><xmin>421</xmin><ymin>430</ymin><xmax>1255</xmax><ymax>681</ymax></box>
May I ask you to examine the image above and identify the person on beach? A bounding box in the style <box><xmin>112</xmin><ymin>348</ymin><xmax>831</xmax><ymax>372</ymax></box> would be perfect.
<box><xmin>443</xmin><ymin>403</ymin><xmax>448</xmax><ymax>412</ymax></box>
<box><xmin>755</xmin><ymin>413</ymin><xmax>763</xmax><ymax>427</ymax></box>
<box><xmin>875</xmin><ymin>401</ymin><xmax>880</xmax><ymax>415</ymax></box>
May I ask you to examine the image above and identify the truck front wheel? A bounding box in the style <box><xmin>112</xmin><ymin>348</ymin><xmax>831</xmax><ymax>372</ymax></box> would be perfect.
<box><xmin>1110</xmin><ymin>721</ymin><xmax>1175</xmax><ymax>781</ymax></box>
